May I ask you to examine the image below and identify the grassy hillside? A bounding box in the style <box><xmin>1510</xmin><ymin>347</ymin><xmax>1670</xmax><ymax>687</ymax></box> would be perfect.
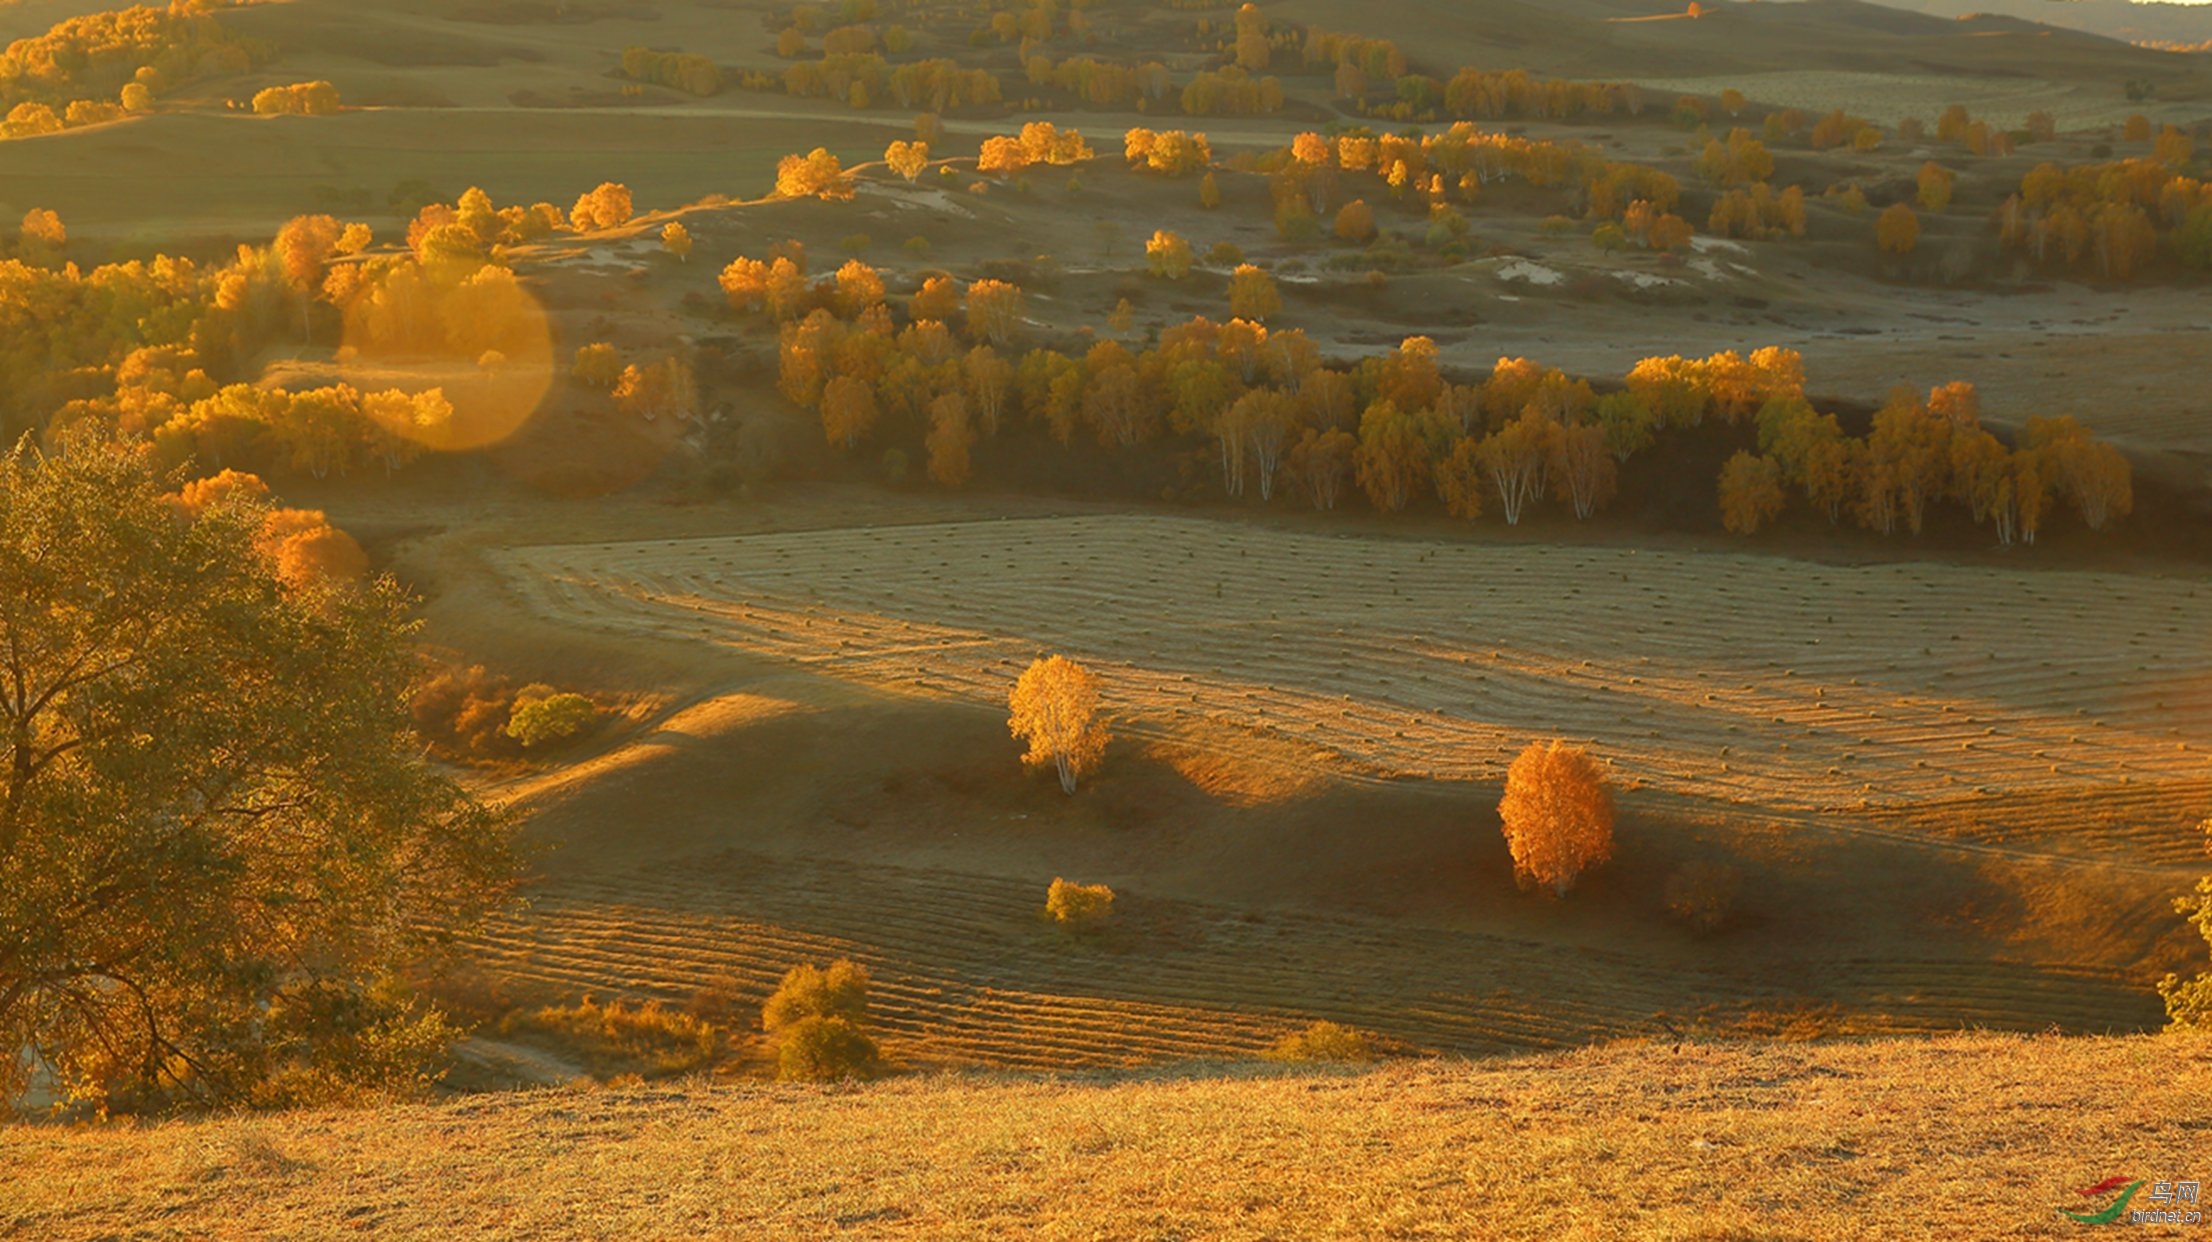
<box><xmin>5</xmin><ymin>1034</ymin><xmax>2206</xmax><ymax>1238</ymax></box>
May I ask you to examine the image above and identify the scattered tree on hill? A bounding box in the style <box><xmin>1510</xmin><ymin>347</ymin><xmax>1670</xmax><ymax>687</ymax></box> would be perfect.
<box><xmin>884</xmin><ymin>139</ymin><xmax>928</xmax><ymax>181</ymax></box>
<box><xmin>1915</xmin><ymin>162</ymin><xmax>1955</xmax><ymax>212</ymax></box>
<box><xmin>1334</xmin><ymin>199</ymin><xmax>1377</xmax><ymax>243</ymax></box>
<box><xmin>17</xmin><ymin>208</ymin><xmax>64</xmax><ymax>265</ymax></box>
<box><xmin>1008</xmin><ymin>655</ymin><xmax>1110</xmax><ymax>794</ymax></box>
<box><xmin>1876</xmin><ymin>202</ymin><xmax>1920</xmax><ymax>255</ymax></box>
<box><xmin>573</xmin><ymin>343</ymin><xmax>622</xmax><ymax>388</ymax></box>
<box><xmin>774</xmin><ymin>148</ymin><xmax>855</xmax><ymax>200</ymax></box>
<box><xmin>0</xmin><ymin>437</ymin><xmax>512</xmax><ymax>1112</ymax></box>
<box><xmin>661</xmin><ymin>222</ymin><xmax>692</xmax><ymax>262</ymax></box>
<box><xmin>1498</xmin><ymin>740</ymin><xmax>1616</xmax><ymax>897</ymax></box>
<box><xmin>569</xmin><ymin>182</ymin><xmax>633</xmax><ymax>232</ymax></box>
<box><xmin>1227</xmin><ymin>264</ymin><xmax>1281</xmax><ymax>321</ymax></box>
<box><xmin>1146</xmin><ymin>229</ymin><xmax>1194</xmax><ymax>279</ymax></box>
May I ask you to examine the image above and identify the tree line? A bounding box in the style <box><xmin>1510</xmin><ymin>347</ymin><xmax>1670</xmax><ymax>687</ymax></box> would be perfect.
<box><xmin>717</xmin><ymin>240</ymin><xmax>2132</xmax><ymax>543</ymax></box>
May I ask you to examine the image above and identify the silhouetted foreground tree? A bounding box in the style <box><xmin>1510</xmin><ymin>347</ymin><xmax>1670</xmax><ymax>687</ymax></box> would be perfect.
<box><xmin>0</xmin><ymin>437</ymin><xmax>513</xmax><ymax>1112</ymax></box>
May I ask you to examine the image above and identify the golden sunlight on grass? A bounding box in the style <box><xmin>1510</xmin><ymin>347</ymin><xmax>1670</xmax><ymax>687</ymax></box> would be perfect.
<box><xmin>5</xmin><ymin>1034</ymin><xmax>2204</xmax><ymax>1239</ymax></box>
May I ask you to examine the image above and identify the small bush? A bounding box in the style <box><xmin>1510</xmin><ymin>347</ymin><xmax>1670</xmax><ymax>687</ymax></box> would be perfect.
<box><xmin>411</xmin><ymin>661</ymin><xmax>522</xmax><ymax>759</ymax></box>
<box><xmin>1045</xmin><ymin>877</ymin><xmax>1115</xmax><ymax>927</ymax></box>
<box><xmin>763</xmin><ymin>959</ymin><xmax>871</xmax><ymax>1032</ymax></box>
<box><xmin>839</xmin><ymin>232</ymin><xmax>871</xmax><ymax>254</ymax></box>
<box><xmin>500</xmin><ymin>996</ymin><xmax>721</xmax><ymax>1079</ymax></box>
<box><xmin>1206</xmin><ymin>241</ymin><xmax>1244</xmax><ymax>265</ymax></box>
<box><xmin>1665</xmin><ymin>860</ymin><xmax>1742</xmax><ymax>933</ymax></box>
<box><xmin>777</xmin><ymin>1015</ymin><xmax>882</xmax><ymax>1081</ymax></box>
<box><xmin>881</xmin><ymin>447</ymin><xmax>909</xmax><ymax>484</ymax></box>
<box><xmin>505</xmin><ymin>688</ymin><xmax>597</xmax><ymax>749</ymax></box>
<box><xmin>1267</xmin><ymin>1020</ymin><xmax>1374</xmax><ymax>1063</ymax></box>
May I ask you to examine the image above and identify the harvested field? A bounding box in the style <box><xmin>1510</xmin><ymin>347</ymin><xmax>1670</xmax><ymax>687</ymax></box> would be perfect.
<box><xmin>497</xmin><ymin>514</ymin><xmax>2212</xmax><ymax>858</ymax></box>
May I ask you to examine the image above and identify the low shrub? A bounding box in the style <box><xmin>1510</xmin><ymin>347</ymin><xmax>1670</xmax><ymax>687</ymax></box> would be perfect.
<box><xmin>499</xmin><ymin>996</ymin><xmax>722</xmax><ymax>1079</ymax></box>
<box><xmin>1267</xmin><ymin>1020</ymin><xmax>1374</xmax><ymax>1063</ymax></box>
<box><xmin>777</xmin><ymin>1015</ymin><xmax>882</xmax><ymax>1081</ymax></box>
<box><xmin>763</xmin><ymin>959</ymin><xmax>871</xmax><ymax>1032</ymax></box>
<box><xmin>1045</xmin><ymin>877</ymin><xmax>1115</xmax><ymax>927</ymax></box>
<box><xmin>1665</xmin><ymin>860</ymin><xmax>1742</xmax><ymax>933</ymax></box>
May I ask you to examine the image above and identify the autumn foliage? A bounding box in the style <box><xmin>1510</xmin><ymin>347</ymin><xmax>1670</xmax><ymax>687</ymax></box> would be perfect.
<box><xmin>1498</xmin><ymin>741</ymin><xmax>1616</xmax><ymax>896</ymax></box>
<box><xmin>1009</xmin><ymin>655</ymin><xmax>1111</xmax><ymax>794</ymax></box>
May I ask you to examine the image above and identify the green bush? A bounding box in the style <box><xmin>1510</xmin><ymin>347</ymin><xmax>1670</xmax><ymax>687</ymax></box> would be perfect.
<box><xmin>504</xmin><ymin>688</ymin><xmax>596</xmax><ymax>749</ymax></box>
<box><xmin>763</xmin><ymin>959</ymin><xmax>871</xmax><ymax>1032</ymax></box>
<box><xmin>1267</xmin><ymin>1020</ymin><xmax>1374</xmax><ymax>1063</ymax></box>
<box><xmin>777</xmin><ymin>1015</ymin><xmax>882</xmax><ymax>1081</ymax></box>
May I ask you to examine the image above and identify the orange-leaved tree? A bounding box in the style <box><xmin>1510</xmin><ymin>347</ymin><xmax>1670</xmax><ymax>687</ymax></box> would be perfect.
<box><xmin>1009</xmin><ymin>655</ymin><xmax>1111</xmax><ymax>794</ymax></box>
<box><xmin>1498</xmin><ymin>740</ymin><xmax>1616</xmax><ymax>896</ymax></box>
<box><xmin>1876</xmin><ymin>202</ymin><xmax>1920</xmax><ymax>255</ymax></box>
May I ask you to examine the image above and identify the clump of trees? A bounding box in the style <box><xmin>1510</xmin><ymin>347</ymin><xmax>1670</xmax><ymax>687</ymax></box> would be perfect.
<box><xmin>763</xmin><ymin>959</ymin><xmax>882</xmax><ymax>1081</ymax></box>
<box><xmin>620</xmin><ymin>46</ymin><xmax>721</xmax><ymax>96</ymax></box>
<box><xmin>251</xmin><ymin>81</ymin><xmax>340</xmax><ymax>115</ymax></box>
<box><xmin>0</xmin><ymin>436</ymin><xmax>513</xmax><ymax>1112</ymax></box>
<box><xmin>1010</xmin><ymin>655</ymin><xmax>1111</xmax><ymax>794</ymax></box>
<box><xmin>978</xmin><ymin>121</ymin><xmax>1093</xmax><ymax>173</ymax></box>
<box><xmin>0</xmin><ymin>3</ymin><xmax>261</xmax><ymax>121</ymax></box>
<box><xmin>1998</xmin><ymin>151</ymin><xmax>2208</xmax><ymax>280</ymax></box>
<box><xmin>1498</xmin><ymin>740</ymin><xmax>1616</xmax><ymax>896</ymax></box>
<box><xmin>775</xmin><ymin>147</ymin><xmax>856</xmax><ymax>200</ymax></box>
<box><xmin>1124</xmin><ymin>127</ymin><xmax>1213</xmax><ymax>176</ymax></box>
<box><xmin>1731</xmin><ymin>386</ymin><xmax>2132</xmax><ymax>543</ymax></box>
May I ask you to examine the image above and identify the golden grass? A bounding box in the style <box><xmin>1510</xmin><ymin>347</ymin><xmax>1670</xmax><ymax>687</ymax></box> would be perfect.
<box><xmin>6</xmin><ymin>1034</ymin><xmax>2206</xmax><ymax>1238</ymax></box>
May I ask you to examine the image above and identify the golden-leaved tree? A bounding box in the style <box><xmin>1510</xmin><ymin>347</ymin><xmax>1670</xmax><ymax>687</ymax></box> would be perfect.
<box><xmin>1498</xmin><ymin>740</ymin><xmax>1615</xmax><ymax>896</ymax></box>
<box><xmin>1008</xmin><ymin>655</ymin><xmax>1111</xmax><ymax>794</ymax></box>
<box><xmin>0</xmin><ymin>436</ymin><xmax>513</xmax><ymax>1112</ymax></box>
<box><xmin>2161</xmin><ymin>818</ymin><xmax>2212</xmax><ymax>1030</ymax></box>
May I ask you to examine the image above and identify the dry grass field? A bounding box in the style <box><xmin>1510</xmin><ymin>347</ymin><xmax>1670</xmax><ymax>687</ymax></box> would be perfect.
<box><xmin>499</xmin><ymin>514</ymin><xmax>2212</xmax><ymax>833</ymax></box>
<box><xmin>7</xmin><ymin>1034</ymin><xmax>2208</xmax><ymax>1239</ymax></box>
<box><xmin>8</xmin><ymin>0</ymin><xmax>2212</xmax><ymax>1215</ymax></box>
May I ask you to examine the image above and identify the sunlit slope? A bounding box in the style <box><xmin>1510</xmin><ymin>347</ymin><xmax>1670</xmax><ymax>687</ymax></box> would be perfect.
<box><xmin>501</xmin><ymin>514</ymin><xmax>2212</xmax><ymax>855</ymax></box>
<box><xmin>7</xmin><ymin>1034</ymin><xmax>2206</xmax><ymax>1240</ymax></box>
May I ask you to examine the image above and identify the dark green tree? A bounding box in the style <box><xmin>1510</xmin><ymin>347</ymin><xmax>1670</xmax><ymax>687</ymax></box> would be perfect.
<box><xmin>0</xmin><ymin>436</ymin><xmax>513</xmax><ymax>1111</ymax></box>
